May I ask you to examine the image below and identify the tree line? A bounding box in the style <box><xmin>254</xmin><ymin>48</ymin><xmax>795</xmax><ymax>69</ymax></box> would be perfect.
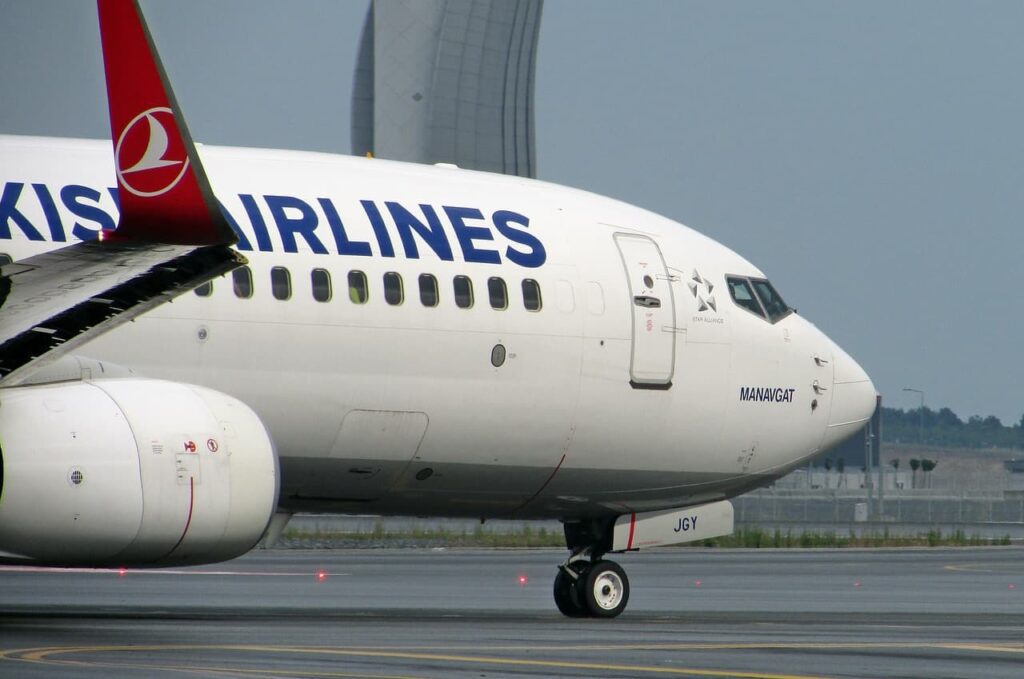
<box><xmin>882</xmin><ymin>406</ymin><xmax>1024</xmax><ymax>449</ymax></box>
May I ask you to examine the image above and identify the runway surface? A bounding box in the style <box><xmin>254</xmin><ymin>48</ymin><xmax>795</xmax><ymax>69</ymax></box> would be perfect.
<box><xmin>2</xmin><ymin>547</ymin><xmax>1023</xmax><ymax>678</ymax></box>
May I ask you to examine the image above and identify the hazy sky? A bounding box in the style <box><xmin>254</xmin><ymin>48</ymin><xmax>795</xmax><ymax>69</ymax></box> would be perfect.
<box><xmin>1</xmin><ymin>1</ymin><xmax>1022</xmax><ymax>424</ymax></box>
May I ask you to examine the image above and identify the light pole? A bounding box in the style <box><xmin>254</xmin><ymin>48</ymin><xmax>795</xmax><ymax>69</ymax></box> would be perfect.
<box><xmin>902</xmin><ymin>388</ymin><xmax>925</xmax><ymax>444</ymax></box>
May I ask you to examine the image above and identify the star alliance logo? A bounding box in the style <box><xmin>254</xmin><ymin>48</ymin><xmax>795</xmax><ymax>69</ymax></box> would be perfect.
<box><xmin>688</xmin><ymin>269</ymin><xmax>716</xmax><ymax>312</ymax></box>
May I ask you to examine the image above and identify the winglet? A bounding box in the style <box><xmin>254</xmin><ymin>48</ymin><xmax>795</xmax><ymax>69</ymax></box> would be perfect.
<box><xmin>98</xmin><ymin>0</ymin><xmax>236</xmax><ymax>246</ymax></box>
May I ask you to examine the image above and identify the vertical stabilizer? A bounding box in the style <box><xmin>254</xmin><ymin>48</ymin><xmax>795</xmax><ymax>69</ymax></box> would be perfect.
<box><xmin>97</xmin><ymin>0</ymin><xmax>235</xmax><ymax>245</ymax></box>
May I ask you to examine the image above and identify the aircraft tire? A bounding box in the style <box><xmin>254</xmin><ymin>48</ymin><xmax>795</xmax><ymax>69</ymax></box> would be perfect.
<box><xmin>553</xmin><ymin>567</ymin><xmax>588</xmax><ymax>617</ymax></box>
<box><xmin>581</xmin><ymin>560</ymin><xmax>629</xmax><ymax>618</ymax></box>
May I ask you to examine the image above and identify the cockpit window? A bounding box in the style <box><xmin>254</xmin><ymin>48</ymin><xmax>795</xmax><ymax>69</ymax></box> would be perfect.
<box><xmin>726</xmin><ymin>276</ymin><xmax>765</xmax><ymax>319</ymax></box>
<box><xmin>726</xmin><ymin>275</ymin><xmax>792</xmax><ymax>323</ymax></box>
<box><xmin>750</xmin><ymin>279</ymin><xmax>790</xmax><ymax>322</ymax></box>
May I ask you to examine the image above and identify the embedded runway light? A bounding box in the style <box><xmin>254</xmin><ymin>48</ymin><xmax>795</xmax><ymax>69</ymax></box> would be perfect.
<box><xmin>517</xmin><ymin>574</ymin><xmax>528</xmax><ymax>586</ymax></box>
<box><xmin>118</xmin><ymin>567</ymin><xmax>127</xmax><ymax>577</ymax></box>
<box><xmin>315</xmin><ymin>569</ymin><xmax>328</xmax><ymax>582</ymax></box>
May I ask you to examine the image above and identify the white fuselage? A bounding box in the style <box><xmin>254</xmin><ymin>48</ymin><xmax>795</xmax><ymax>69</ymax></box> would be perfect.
<box><xmin>0</xmin><ymin>135</ymin><xmax>875</xmax><ymax>520</ymax></box>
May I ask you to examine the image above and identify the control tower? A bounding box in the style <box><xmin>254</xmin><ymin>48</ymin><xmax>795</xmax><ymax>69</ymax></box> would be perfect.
<box><xmin>351</xmin><ymin>0</ymin><xmax>542</xmax><ymax>177</ymax></box>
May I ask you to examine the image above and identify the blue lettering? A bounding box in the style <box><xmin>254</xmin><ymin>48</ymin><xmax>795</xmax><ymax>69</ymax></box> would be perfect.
<box><xmin>492</xmin><ymin>210</ymin><xmax>545</xmax><ymax>268</ymax></box>
<box><xmin>218</xmin><ymin>199</ymin><xmax>253</xmax><ymax>251</ymax></box>
<box><xmin>445</xmin><ymin>205</ymin><xmax>499</xmax><ymax>264</ymax></box>
<box><xmin>239</xmin><ymin>194</ymin><xmax>273</xmax><ymax>252</ymax></box>
<box><xmin>386</xmin><ymin>202</ymin><xmax>453</xmax><ymax>262</ymax></box>
<box><xmin>1</xmin><ymin>182</ymin><xmax>547</xmax><ymax>270</ymax></box>
<box><xmin>360</xmin><ymin>200</ymin><xmax>395</xmax><ymax>258</ymax></box>
<box><xmin>31</xmin><ymin>183</ymin><xmax>66</xmax><ymax>242</ymax></box>
<box><xmin>319</xmin><ymin>198</ymin><xmax>371</xmax><ymax>257</ymax></box>
<box><xmin>0</xmin><ymin>183</ymin><xmax>45</xmax><ymax>241</ymax></box>
<box><xmin>60</xmin><ymin>184</ymin><xmax>113</xmax><ymax>240</ymax></box>
<box><xmin>265</xmin><ymin>195</ymin><xmax>327</xmax><ymax>254</ymax></box>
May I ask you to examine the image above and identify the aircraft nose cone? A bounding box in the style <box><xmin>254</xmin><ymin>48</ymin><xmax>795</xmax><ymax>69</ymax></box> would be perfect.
<box><xmin>821</xmin><ymin>345</ymin><xmax>876</xmax><ymax>451</ymax></box>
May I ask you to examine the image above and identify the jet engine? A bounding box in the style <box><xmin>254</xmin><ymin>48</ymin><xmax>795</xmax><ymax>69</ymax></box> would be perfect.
<box><xmin>0</xmin><ymin>378</ymin><xmax>278</xmax><ymax>566</ymax></box>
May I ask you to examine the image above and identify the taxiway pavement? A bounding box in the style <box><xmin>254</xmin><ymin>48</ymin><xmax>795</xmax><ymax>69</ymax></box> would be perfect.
<box><xmin>2</xmin><ymin>547</ymin><xmax>1023</xmax><ymax>678</ymax></box>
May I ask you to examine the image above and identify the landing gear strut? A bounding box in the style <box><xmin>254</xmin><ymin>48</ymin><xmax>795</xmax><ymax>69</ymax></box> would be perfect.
<box><xmin>553</xmin><ymin>519</ymin><xmax>631</xmax><ymax>618</ymax></box>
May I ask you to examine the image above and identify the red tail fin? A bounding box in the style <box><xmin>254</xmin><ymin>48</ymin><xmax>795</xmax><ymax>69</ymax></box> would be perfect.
<box><xmin>98</xmin><ymin>0</ymin><xmax>235</xmax><ymax>246</ymax></box>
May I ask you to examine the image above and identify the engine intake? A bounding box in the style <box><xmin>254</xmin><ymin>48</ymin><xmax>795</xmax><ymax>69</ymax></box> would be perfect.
<box><xmin>0</xmin><ymin>378</ymin><xmax>278</xmax><ymax>566</ymax></box>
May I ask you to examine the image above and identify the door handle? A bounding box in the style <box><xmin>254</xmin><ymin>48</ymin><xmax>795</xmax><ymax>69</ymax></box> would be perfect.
<box><xmin>634</xmin><ymin>295</ymin><xmax>661</xmax><ymax>308</ymax></box>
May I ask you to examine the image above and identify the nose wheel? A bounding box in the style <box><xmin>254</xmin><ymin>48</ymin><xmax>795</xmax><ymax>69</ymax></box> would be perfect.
<box><xmin>554</xmin><ymin>559</ymin><xmax>630</xmax><ymax>618</ymax></box>
<box><xmin>553</xmin><ymin>567</ymin><xmax>587</xmax><ymax>617</ymax></box>
<box><xmin>555</xmin><ymin>518</ymin><xmax>631</xmax><ymax>618</ymax></box>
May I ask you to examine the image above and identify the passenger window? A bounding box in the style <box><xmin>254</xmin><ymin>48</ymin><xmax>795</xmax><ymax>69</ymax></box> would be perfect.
<box><xmin>453</xmin><ymin>275</ymin><xmax>474</xmax><ymax>309</ymax></box>
<box><xmin>419</xmin><ymin>273</ymin><xmax>439</xmax><ymax>307</ymax></box>
<box><xmin>522</xmin><ymin>279</ymin><xmax>542</xmax><ymax>312</ymax></box>
<box><xmin>348</xmin><ymin>270</ymin><xmax>368</xmax><ymax>304</ymax></box>
<box><xmin>488</xmin><ymin>277</ymin><xmax>508</xmax><ymax>310</ymax></box>
<box><xmin>194</xmin><ymin>281</ymin><xmax>213</xmax><ymax>297</ymax></box>
<box><xmin>384</xmin><ymin>271</ymin><xmax>404</xmax><ymax>305</ymax></box>
<box><xmin>726</xmin><ymin>276</ymin><xmax>765</xmax><ymax>319</ymax></box>
<box><xmin>233</xmin><ymin>266</ymin><xmax>253</xmax><ymax>299</ymax></box>
<box><xmin>311</xmin><ymin>268</ymin><xmax>331</xmax><ymax>302</ymax></box>
<box><xmin>751</xmin><ymin>279</ymin><xmax>790</xmax><ymax>322</ymax></box>
<box><xmin>586</xmin><ymin>281</ymin><xmax>605</xmax><ymax>315</ymax></box>
<box><xmin>556</xmin><ymin>280</ymin><xmax>575</xmax><ymax>313</ymax></box>
<box><xmin>271</xmin><ymin>266</ymin><xmax>291</xmax><ymax>301</ymax></box>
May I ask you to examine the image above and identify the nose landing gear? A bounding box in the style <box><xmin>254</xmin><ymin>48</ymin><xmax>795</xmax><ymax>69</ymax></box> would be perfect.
<box><xmin>553</xmin><ymin>566</ymin><xmax>588</xmax><ymax>617</ymax></box>
<box><xmin>554</xmin><ymin>520</ymin><xmax>631</xmax><ymax>618</ymax></box>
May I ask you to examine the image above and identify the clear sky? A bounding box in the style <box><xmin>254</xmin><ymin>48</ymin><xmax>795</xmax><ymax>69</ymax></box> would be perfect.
<box><xmin>1</xmin><ymin>1</ymin><xmax>1022</xmax><ymax>424</ymax></box>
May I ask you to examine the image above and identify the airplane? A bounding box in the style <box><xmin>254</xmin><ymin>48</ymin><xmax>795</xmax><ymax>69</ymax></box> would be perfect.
<box><xmin>0</xmin><ymin>0</ymin><xmax>876</xmax><ymax>618</ymax></box>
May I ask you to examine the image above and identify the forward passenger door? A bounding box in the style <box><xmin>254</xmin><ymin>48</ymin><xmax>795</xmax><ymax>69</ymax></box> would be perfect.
<box><xmin>614</xmin><ymin>233</ymin><xmax>675</xmax><ymax>388</ymax></box>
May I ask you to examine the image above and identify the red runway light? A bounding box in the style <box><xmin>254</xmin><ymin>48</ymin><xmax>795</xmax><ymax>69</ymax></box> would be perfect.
<box><xmin>694</xmin><ymin>580</ymin><xmax>702</xmax><ymax>587</ymax></box>
<box><xmin>517</xmin><ymin>574</ymin><xmax>528</xmax><ymax>586</ymax></box>
<box><xmin>118</xmin><ymin>567</ymin><xmax>127</xmax><ymax>577</ymax></box>
<box><xmin>853</xmin><ymin>580</ymin><xmax>862</xmax><ymax>588</ymax></box>
<box><xmin>315</xmin><ymin>570</ymin><xmax>328</xmax><ymax>582</ymax></box>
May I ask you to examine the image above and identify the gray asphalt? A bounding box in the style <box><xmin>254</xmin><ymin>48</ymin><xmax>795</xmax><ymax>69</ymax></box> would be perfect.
<box><xmin>2</xmin><ymin>547</ymin><xmax>1023</xmax><ymax>678</ymax></box>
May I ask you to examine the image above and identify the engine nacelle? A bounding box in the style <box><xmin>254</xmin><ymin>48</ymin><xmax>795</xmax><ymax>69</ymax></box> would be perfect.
<box><xmin>0</xmin><ymin>378</ymin><xmax>278</xmax><ymax>566</ymax></box>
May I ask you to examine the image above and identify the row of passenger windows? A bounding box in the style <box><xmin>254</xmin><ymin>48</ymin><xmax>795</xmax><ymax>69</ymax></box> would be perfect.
<box><xmin>196</xmin><ymin>268</ymin><xmax>543</xmax><ymax>312</ymax></box>
<box><xmin>5</xmin><ymin>250</ymin><xmax>790</xmax><ymax>324</ymax></box>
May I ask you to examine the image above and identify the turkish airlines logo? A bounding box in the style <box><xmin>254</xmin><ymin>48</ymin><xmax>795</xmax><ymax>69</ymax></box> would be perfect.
<box><xmin>115</xmin><ymin>107</ymin><xmax>189</xmax><ymax>197</ymax></box>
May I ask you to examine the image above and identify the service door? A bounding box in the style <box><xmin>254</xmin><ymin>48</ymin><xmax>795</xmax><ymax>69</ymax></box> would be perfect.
<box><xmin>614</xmin><ymin>233</ymin><xmax>675</xmax><ymax>387</ymax></box>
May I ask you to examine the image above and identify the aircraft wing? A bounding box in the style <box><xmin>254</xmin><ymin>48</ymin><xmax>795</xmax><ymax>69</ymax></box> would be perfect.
<box><xmin>0</xmin><ymin>242</ymin><xmax>240</xmax><ymax>385</ymax></box>
<box><xmin>0</xmin><ymin>0</ymin><xmax>242</xmax><ymax>386</ymax></box>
